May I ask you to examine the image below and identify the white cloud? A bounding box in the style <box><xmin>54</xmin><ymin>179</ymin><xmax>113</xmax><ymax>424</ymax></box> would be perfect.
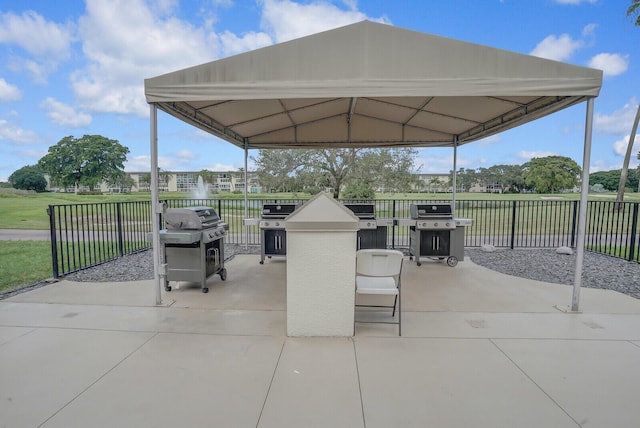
<box><xmin>595</xmin><ymin>98</ymin><xmax>639</xmax><ymax>135</ymax></box>
<box><xmin>176</xmin><ymin>149</ymin><xmax>196</xmax><ymax>160</ymax></box>
<box><xmin>0</xmin><ymin>10</ymin><xmax>74</xmax><ymax>81</ymax></box>
<box><xmin>72</xmin><ymin>0</ymin><xmax>221</xmax><ymax>117</ymax></box>
<box><xmin>204</xmin><ymin>162</ymin><xmax>238</xmax><ymax>171</ymax></box>
<box><xmin>612</xmin><ymin>134</ymin><xmax>640</xmax><ymax>157</ymax></box>
<box><xmin>588</xmin><ymin>53</ymin><xmax>629</xmax><ymax>77</ymax></box>
<box><xmin>530</xmin><ymin>34</ymin><xmax>582</xmax><ymax>61</ymax></box>
<box><xmin>476</xmin><ymin>135</ymin><xmax>501</xmax><ymax>146</ymax></box>
<box><xmin>415</xmin><ymin>154</ymin><xmax>472</xmax><ymax>173</ymax></box>
<box><xmin>0</xmin><ymin>11</ymin><xmax>73</xmax><ymax>58</ymax></box>
<box><xmin>582</xmin><ymin>23</ymin><xmax>598</xmax><ymax>37</ymax></box>
<box><xmin>259</xmin><ymin>0</ymin><xmax>390</xmax><ymax>43</ymax></box>
<box><xmin>0</xmin><ymin>78</ymin><xmax>21</xmax><ymax>101</ymax></box>
<box><xmin>40</xmin><ymin>97</ymin><xmax>92</xmax><ymax>127</ymax></box>
<box><xmin>70</xmin><ymin>0</ymin><xmax>388</xmax><ymax>118</ymax></box>
<box><xmin>218</xmin><ymin>30</ymin><xmax>273</xmax><ymax>57</ymax></box>
<box><xmin>0</xmin><ymin>119</ymin><xmax>39</xmax><ymax>144</ymax></box>
<box><xmin>517</xmin><ymin>150</ymin><xmax>558</xmax><ymax>161</ymax></box>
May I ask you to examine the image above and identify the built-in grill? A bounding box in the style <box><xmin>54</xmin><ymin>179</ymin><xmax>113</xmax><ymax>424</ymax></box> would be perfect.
<box><xmin>259</xmin><ymin>203</ymin><xmax>299</xmax><ymax>264</ymax></box>
<box><xmin>409</xmin><ymin>203</ymin><xmax>468</xmax><ymax>267</ymax></box>
<box><xmin>343</xmin><ymin>203</ymin><xmax>390</xmax><ymax>249</ymax></box>
<box><xmin>157</xmin><ymin>206</ymin><xmax>228</xmax><ymax>293</ymax></box>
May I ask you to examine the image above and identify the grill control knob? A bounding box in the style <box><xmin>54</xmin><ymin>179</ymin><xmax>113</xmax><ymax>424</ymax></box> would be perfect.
<box><xmin>264</xmin><ymin>221</ymin><xmax>270</xmax><ymax>227</ymax></box>
<box><xmin>434</xmin><ymin>222</ymin><xmax>439</xmax><ymax>227</ymax></box>
<box><xmin>446</xmin><ymin>222</ymin><xmax>450</xmax><ymax>228</ymax></box>
<box><xmin>275</xmin><ymin>221</ymin><xmax>280</xmax><ymax>227</ymax></box>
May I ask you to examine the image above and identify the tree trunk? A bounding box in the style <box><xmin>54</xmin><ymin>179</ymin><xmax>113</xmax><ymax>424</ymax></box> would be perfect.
<box><xmin>616</xmin><ymin>104</ymin><xmax>640</xmax><ymax>208</ymax></box>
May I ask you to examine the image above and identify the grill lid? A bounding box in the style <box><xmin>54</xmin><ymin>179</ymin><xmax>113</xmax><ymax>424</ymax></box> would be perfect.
<box><xmin>343</xmin><ymin>203</ymin><xmax>375</xmax><ymax>219</ymax></box>
<box><xmin>164</xmin><ymin>206</ymin><xmax>220</xmax><ymax>230</ymax></box>
<box><xmin>410</xmin><ymin>203</ymin><xmax>452</xmax><ymax>219</ymax></box>
<box><xmin>261</xmin><ymin>203</ymin><xmax>299</xmax><ymax>218</ymax></box>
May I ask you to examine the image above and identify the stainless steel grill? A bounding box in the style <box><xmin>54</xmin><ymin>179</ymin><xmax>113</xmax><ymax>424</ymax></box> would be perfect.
<box><xmin>259</xmin><ymin>203</ymin><xmax>299</xmax><ymax>264</ymax></box>
<box><xmin>157</xmin><ymin>206</ymin><xmax>228</xmax><ymax>293</ymax></box>
<box><xmin>408</xmin><ymin>203</ymin><xmax>468</xmax><ymax>267</ymax></box>
<box><xmin>344</xmin><ymin>203</ymin><xmax>390</xmax><ymax>249</ymax></box>
<box><xmin>410</xmin><ymin>203</ymin><xmax>456</xmax><ymax>230</ymax></box>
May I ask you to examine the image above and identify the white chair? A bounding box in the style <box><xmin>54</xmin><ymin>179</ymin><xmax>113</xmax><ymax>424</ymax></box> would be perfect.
<box><xmin>354</xmin><ymin>249</ymin><xmax>404</xmax><ymax>335</ymax></box>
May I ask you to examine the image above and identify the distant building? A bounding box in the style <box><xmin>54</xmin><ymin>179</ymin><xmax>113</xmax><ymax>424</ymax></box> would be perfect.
<box><xmin>45</xmin><ymin>171</ymin><xmax>262</xmax><ymax>194</ymax></box>
<box><xmin>414</xmin><ymin>173</ymin><xmax>451</xmax><ymax>192</ymax></box>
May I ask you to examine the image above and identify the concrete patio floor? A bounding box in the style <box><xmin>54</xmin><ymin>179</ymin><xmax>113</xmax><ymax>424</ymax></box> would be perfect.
<box><xmin>2</xmin><ymin>254</ymin><xmax>640</xmax><ymax>427</ymax></box>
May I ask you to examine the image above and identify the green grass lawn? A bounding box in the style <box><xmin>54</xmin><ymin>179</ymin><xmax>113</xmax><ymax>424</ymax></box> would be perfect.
<box><xmin>1</xmin><ymin>189</ymin><xmax>638</xmax><ymax>294</ymax></box>
<box><xmin>0</xmin><ymin>241</ymin><xmax>52</xmax><ymax>295</ymax></box>
<box><xmin>2</xmin><ymin>189</ymin><xmax>639</xmax><ymax>230</ymax></box>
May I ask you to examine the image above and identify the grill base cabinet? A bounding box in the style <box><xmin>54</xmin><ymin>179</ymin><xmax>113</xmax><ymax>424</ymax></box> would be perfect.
<box><xmin>357</xmin><ymin>226</ymin><xmax>387</xmax><ymax>250</ymax></box>
<box><xmin>164</xmin><ymin>238</ymin><xmax>226</xmax><ymax>293</ymax></box>
<box><xmin>261</xmin><ymin>229</ymin><xmax>287</xmax><ymax>263</ymax></box>
<box><xmin>409</xmin><ymin>227</ymin><xmax>465</xmax><ymax>267</ymax></box>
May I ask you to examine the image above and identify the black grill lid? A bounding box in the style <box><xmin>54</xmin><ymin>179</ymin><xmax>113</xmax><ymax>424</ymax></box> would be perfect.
<box><xmin>343</xmin><ymin>203</ymin><xmax>375</xmax><ymax>219</ymax></box>
<box><xmin>261</xmin><ymin>203</ymin><xmax>299</xmax><ymax>218</ymax></box>
<box><xmin>410</xmin><ymin>203</ymin><xmax>452</xmax><ymax>219</ymax></box>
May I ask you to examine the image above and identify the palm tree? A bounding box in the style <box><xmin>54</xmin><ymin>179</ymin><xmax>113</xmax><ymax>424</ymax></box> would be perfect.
<box><xmin>616</xmin><ymin>1</ymin><xmax>640</xmax><ymax>205</ymax></box>
<box><xmin>629</xmin><ymin>0</ymin><xmax>640</xmax><ymax>25</ymax></box>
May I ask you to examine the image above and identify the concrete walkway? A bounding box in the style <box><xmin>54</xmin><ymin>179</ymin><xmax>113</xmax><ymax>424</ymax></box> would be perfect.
<box><xmin>0</xmin><ymin>229</ymin><xmax>50</xmax><ymax>240</ymax></box>
<box><xmin>2</xmin><ymin>255</ymin><xmax>640</xmax><ymax>427</ymax></box>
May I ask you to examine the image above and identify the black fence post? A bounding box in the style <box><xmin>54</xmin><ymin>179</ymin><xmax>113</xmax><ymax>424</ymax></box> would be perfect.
<box><xmin>392</xmin><ymin>199</ymin><xmax>396</xmax><ymax>249</ymax></box>
<box><xmin>628</xmin><ymin>202</ymin><xmax>639</xmax><ymax>262</ymax></box>
<box><xmin>570</xmin><ymin>200</ymin><xmax>579</xmax><ymax>248</ymax></box>
<box><xmin>116</xmin><ymin>202</ymin><xmax>124</xmax><ymax>257</ymax></box>
<box><xmin>47</xmin><ymin>205</ymin><xmax>60</xmax><ymax>279</ymax></box>
<box><xmin>510</xmin><ymin>200</ymin><xmax>517</xmax><ymax>249</ymax></box>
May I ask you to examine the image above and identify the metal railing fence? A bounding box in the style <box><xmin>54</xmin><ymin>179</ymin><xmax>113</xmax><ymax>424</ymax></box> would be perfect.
<box><xmin>47</xmin><ymin>198</ymin><xmax>640</xmax><ymax>278</ymax></box>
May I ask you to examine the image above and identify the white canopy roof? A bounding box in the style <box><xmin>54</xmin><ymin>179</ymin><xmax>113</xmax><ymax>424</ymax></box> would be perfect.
<box><xmin>144</xmin><ymin>20</ymin><xmax>602</xmax><ymax>149</ymax></box>
<box><xmin>145</xmin><ymin>20</ymin><xmax>602</xmax><ymax>312</ymax></box>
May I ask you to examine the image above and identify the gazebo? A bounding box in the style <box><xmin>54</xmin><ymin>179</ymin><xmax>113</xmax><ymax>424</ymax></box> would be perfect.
<box><xmin>144</xmin><ymin>20</ymin><xmax>602</xmax><ymax>310</ymax></box>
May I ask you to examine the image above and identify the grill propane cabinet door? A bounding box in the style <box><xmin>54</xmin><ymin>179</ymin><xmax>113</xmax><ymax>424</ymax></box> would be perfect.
<box><xmin>264</xmin><ymin>229</ymin><xmax>287</xmax><ymax>256</ymax></box>
<box><xmin>420</xmin><ymin>230</ymin><xmax>451</xmax><ymax>257</ymax></box>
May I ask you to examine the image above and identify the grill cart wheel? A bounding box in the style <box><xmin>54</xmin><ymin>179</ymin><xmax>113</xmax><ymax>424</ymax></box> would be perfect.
<box><xmin>219</xmin><ymin>268</ymin><xmax>227</xmax><ymax>281</ymax></box>
<box><xmin>446</xmin><ymin>256</ymin><xmax>458</xmax><ymax>267</ymax></box>
<box><xmin>202</xmin><ymin>287</ymin><xmax>209</xmax><ymax>293</ymax></box>
<box><xmin>259</xmin><ymin>260</ymin><xmax>264</xmax><ymax>264</ymax></box>
<box><xmin>165</xmin><ymin>285</ymin><xmax>172</xmax><ymax>292</ymax></box>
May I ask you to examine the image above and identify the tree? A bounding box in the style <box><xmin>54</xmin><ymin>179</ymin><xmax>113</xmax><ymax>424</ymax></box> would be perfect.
<box><xmin>252</xmin><ymin>148</ymin><xmax>419</xmax><ymax>198</ymax></box>
<box><xmin>8</xmin><ymin>165</ymin><xmax>47</xmax><ymax>192</ymax></box>
<box><xmin>522</xmin><ymin>156</ymin><xmax>581</xmax><ymax>193</ymax></box>
<box><xmin>252</xmin><ymin>149</ymin><xmax>311</xmax><ymax>193</ymax></box>
<box><xmin>38</xmin><ymin>135</ymin><xmax>129</xmax><ymax>193</ymax></box>
<box><xmin>451</xmin><ymin>168</ymin><xmax>478</xmax><ymax>192</ymax></box>
<box><xmin>629</xmin><ymin>0</ymin><xmax>640</xmax><ymax>26</ymax></box>
<box><xmin>590</xmin><ymin>169</ymin><xmax>639</xmax><ymax>191</ymax></box>
<box><xmin>617</xmin><ymin>2</ymin><xmax>640</xmax><ymax>204</ymax></box>
<box><xmin>485</xmin><ymin>164</ymin><xmax>525</xmax><ymax>193</ymax></box>
<box><xmin>615</xmin><ymin>105</ymin><xmax>640</xmax><ymax>203</ymax></box>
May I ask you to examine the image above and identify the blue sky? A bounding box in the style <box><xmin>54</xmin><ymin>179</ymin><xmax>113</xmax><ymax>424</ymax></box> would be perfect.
<box><xmin>0</xmin><ymin>0</ymin><xmax>638</xmax><ymax>182</ymax></box>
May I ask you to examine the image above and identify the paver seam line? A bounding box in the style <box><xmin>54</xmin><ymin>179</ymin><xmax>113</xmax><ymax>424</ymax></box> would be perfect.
<box><xmin>488</xmin><ymin>338</ymin><xmax>581</xmax><ymax>428</ymax></box>
<box><xmin>352</xmin><ymin>338</ymin><xmax>367</xmax><ymax>428</ymax></box>
<box><xmin>36</xmin><ymin>331</ymin><xmax>159</xmax><ymax>428</ymax></box>
<box><xmin>0</xmin><ymin>326</ymin><xmax>38</xmax><ymax>347</ymax></box>
<box><xmin>349</xmin><ymin>335</ymin><xmax>640</xmax><ymax>342</ymax></box>
<box><xmin>255</xmin><ymin>339</ymin><xmax>286</xmax><ymax>428</ymax></box>
<box><xmin>630</xmin><ymin>340</ymin><xmax>640</xmax><ymax>349</ymax></box>
<box><xmin>0</xmin><ymin>325</ymin><xmax>286</xmax><ymax>339</ymax></box>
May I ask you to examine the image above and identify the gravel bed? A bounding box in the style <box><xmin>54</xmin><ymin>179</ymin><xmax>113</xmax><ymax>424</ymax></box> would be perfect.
<box><xmin>466</xmin><ymin>248</ymin><xmax>640</xmax><ymax>299</ymax></box>
<box><xmin>61</xmin><ymin>245</ymin><xmax>640</xmax><ymax>300</ymax></box>
<box><xmin>62</xmin><ymin>244</ymin><xmax>260</xmax><ymax>282</ymax></box>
